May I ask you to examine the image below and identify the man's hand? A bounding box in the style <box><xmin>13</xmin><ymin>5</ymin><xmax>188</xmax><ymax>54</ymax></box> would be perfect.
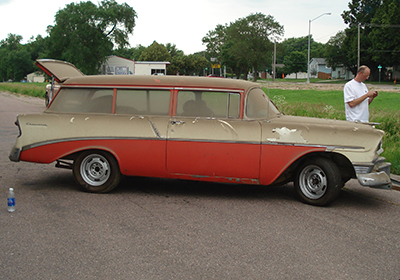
<box><xmin>348</xmin><ymin>91</ymin><xmax>378</xmax><ymax>107</ymax></box>
<box><xmin>368</xmin><ymin>91</ymin><xmax>378</xmax><ymax>104</ymax></box>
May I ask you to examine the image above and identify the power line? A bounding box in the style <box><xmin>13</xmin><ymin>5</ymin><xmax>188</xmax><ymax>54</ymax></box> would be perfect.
<box><xmin>363</xmin><ymin>23</ymin><xmax>400</xmax><ymax>28</ymax></box>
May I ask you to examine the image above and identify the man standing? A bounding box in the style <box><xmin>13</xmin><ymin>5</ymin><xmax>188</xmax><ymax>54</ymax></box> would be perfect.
<box><xmin>344</xmin><ymin>65</ymin><xmax>378</xmax><ymax>122</ymax></box>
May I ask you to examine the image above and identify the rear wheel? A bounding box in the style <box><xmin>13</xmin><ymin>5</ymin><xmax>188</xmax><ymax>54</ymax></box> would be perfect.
<box><xmin>73</xmin><ymin>150</ymin><xmax>121</xmax><ymax>193</ymax></box>
<box><xmin>295</xmin><ymin>158</ymin><xmax>342</xmax><ymax>206</ymax></box>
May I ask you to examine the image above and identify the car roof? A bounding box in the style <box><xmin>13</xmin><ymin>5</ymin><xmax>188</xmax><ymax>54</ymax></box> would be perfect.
<box><xmin>62</xmin><ymin>75</ymin><xmax>259</xmax><ymax>92</ymax></box>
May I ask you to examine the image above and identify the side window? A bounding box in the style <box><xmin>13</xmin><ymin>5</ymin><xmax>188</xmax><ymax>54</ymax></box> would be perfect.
<box><xmin>48</xmin><ymin>88</ymin><xmax>113</xmax><ymax>113</ymax></box>
<box><xmin>116</xmin><ymin>89</ymin><xmax>170</xmax><ymax>115</ymax></box>
<box><xmin>86</xmin><ymin>90</ymin><xmax>114</xmax><ymax>113</ymax></box>
<box><xmin>228</xmin><ymin>93</ymin><xmax>240</xmax><ymax>118</ymax></box>
<box><xmin>176</xmin><ymin>91</ymin><xmax>240</xmax><ymax>118</ymax></box>
<box><xmin>246</xmin><ymin>88</ymin><xmax>279</xmax><ymax>119</ymax></box>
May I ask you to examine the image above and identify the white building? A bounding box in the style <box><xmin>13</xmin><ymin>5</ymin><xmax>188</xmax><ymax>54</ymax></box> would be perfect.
<box><xmin>102</xmin><ymin>55</ymin><xmax>170</xmax><ymax>75</ymax></box>
<box><xmin>27</xmin><ymin>72</ymin><xmax>45</xmax><ymax>83</ymax></box>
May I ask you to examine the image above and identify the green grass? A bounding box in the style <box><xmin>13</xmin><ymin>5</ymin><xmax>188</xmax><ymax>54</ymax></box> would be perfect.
<box><xmin>266</xmin><ymin>88</ymin><xmax>400</xmax><ymax>175</ymax></box>
<box><xmin>0</xmin><ymin>82</ymin><xmax>47</xmax><ymax>98</ymax></box>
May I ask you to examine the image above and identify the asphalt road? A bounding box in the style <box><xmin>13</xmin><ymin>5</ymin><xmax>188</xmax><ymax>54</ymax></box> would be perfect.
<box><xmin>1</xmin><ymin>91</ymin><xmax>400</xmax><ymax>280</ymax></box>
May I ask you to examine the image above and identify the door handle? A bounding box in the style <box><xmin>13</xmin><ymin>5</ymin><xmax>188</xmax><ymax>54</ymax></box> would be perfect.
<box><xmin>171</xmin><ymin>120</ymin><xmax>185</xmax><ymax>125</ymax></box>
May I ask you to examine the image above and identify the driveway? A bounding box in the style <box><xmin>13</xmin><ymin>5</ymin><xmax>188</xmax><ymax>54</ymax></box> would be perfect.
<box><xmin>1</xmin><ymin>91</ymin><xmax>400</xmax><ymax>280</ymax></box>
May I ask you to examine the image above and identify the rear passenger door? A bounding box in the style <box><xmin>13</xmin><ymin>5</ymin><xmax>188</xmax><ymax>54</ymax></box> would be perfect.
<box><xmin>113</xmin><ymin>89</ymin><xmax>171</xmax><ymax>177</ymax></box>
<box><xmin>166</xmin><ymin>90</ymin><xmax>261</xmax><ymax>182</ymax></box>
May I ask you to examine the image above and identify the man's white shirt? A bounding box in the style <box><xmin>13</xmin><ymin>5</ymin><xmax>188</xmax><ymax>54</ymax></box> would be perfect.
<box><xmin>344</xmin><ymin>79</ymin><xmax>369</xmax><ymax>122</ymax></box>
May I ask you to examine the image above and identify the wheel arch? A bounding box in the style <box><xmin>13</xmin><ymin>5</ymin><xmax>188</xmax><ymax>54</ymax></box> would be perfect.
<box><xmin>61</xmin><ymin>147</ymin><xmax>122</xmax><ymax>170</ymax></box>
<box><xmin>272</xmin><ymin>151</ymin><xmax>355</xmax><ymax>185</ymax></box>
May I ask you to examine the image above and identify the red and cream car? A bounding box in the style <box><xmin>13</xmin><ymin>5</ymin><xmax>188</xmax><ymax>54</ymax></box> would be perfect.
<box><xmin>9</xmin><ymin>59</ymin><xmax>392</xmax><ymax>206</ymax></box>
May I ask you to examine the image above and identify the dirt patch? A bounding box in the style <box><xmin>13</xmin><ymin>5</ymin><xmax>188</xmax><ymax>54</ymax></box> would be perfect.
<box><xmin>0</xmin><ymin>91</ymin><xmax>44</xmax><ymax>106</ymax></box>
<box><xmin>259</xmin><ymin>81</ymin><xmax>400</xmax><ymax>92</ymax></box>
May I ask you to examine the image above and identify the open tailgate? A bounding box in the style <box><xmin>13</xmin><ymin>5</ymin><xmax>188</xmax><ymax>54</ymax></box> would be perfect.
<box><xmin>35</xmin><ymin>59</ymin><xmax>84</xmax><ymax>83</ymax></box>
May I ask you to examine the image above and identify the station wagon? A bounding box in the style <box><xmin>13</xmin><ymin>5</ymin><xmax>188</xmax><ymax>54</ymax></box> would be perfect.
<box><xmin>9</xmin><ymin>59</ymin><xmax>392</xmax><ymax>206</ymax></box>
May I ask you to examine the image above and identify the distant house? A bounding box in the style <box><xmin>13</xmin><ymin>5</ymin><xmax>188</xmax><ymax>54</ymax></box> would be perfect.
<box><xmin>309</xmin><ymin>58</ymin><xmax>354</xmax><ymax>80</ymax></box>
<box><xmin>101</xmin><ymin>55</ymin><xmax>170</xmax><ymax>76</ymax></box>
<box><xmin>27</xmin><ymin>72</ymin><xmax>45</xmax><ymax>83</ymax></box>
<box><xmin>331</xmin><ymin>66</ymin><xmax>354</xmax><ymax>80</ymax></box>
<box><xmin>134</xmin><ymin>61</ymin><xmax>170</xmax><ymax>75</ymax></box>
<box><xmin>309</xmin><ymin>58</ymin><xmax>331</xmax><ymax>79</ymax></box>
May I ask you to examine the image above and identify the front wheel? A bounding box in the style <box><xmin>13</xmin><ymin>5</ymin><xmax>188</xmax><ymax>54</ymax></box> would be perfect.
<box><xmin>73</xmin><ymin>150</ymin><xmax>121</xmax><ymax>193</ymax></box>
<box><xmin>294</xmin><ymin>158</ymin><xmax>343</xmax><ymax>206</ymax></box>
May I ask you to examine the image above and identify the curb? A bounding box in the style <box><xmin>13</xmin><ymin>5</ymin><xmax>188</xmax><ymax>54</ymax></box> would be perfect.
<box><xmin>391</xmin><ymin>174</ymin><xmax>400</xmax><ymax>191</ymax></box>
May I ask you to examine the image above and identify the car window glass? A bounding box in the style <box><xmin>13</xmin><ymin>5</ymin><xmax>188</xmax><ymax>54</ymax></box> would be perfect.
<box><xmin>86</xmin><ymin>90</ymin><xmax>114</xmax><ymax>113</ymax></box>
<box><xmin>228</xmin><ymin>93</ymin><xmax>240</xmax><ymax>118</ymax></box>
<box><xmin>246</xmin><ymin>88</ymin><xmax>279</xmax><ymax>119</ymax></box>
<box><xmin>177</xmin><ymin>91</ymin><xmax>239</xmax><ymax>118</ymax></box>
<box><xmin>48</xmin><ymin>88</ymin><xmax>113</xmax><ymax>113</ymax></box>
<box><xmin>116</xmin><ymin>89</ymin><xmax>170</xmax><ymax>115</ymax></box>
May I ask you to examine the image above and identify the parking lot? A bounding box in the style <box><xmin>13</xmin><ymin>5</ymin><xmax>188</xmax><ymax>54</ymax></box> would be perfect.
<box><xmin>1</xmin><ymin>91</ymin><xmax>400</xmax><ymax>279</ymax></box>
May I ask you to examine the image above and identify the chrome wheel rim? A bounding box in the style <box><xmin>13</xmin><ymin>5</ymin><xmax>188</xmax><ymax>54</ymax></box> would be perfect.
<box><xmin>299</xmin><ymin>165</ymin><xmax>327</xmax><ymax>199</ymax></box>
<box><xmin>80</xmin><ymin>154</ymin><xmax>110</xmax><ymax>186</ymax></box>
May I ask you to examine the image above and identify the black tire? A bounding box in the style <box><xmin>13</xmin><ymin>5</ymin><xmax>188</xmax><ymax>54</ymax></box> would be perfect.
<box><xmin>73</xmin><ymin>150</ymin><xmax>121</xmax><ymax>193</ymax></box>
<box><xmin>294</xmin><ymin>158</ymin><xmax>343</xmax><ymax>206</ymax></box>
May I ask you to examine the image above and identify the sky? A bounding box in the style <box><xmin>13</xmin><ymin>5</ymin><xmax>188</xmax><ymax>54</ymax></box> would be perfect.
<box><xmin>0</xmin><ymin>0</ymin><xmax>351</xmax><ymax>55</ymax></box>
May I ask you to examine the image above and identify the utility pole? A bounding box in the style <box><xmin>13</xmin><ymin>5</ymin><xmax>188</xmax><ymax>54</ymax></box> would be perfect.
<box><xmin>358</xmin><ymin>23</ymin><xmax>361</xmax><ymax>70</ymax></box>
<box><xmin>273</xmin><ymin>40</ymin><xmax>276</xmax><ymax>82</ymax></box>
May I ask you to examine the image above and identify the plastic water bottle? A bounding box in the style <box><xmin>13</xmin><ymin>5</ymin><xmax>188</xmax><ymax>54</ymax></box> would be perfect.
<box><xmin>7</xmin><ymin>188</ymin><xmax>15</xmax><ymax>212</ymax></box>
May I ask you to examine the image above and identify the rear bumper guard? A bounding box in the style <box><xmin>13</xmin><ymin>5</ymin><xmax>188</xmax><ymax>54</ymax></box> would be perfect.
<box><xmin>9</xmin><ymin>147</ymin><xmax>21</xmax><ymax>162</ymax></box>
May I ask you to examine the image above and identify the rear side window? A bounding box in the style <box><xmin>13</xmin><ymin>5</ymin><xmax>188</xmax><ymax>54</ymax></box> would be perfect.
<box><xmin>48</xmin><ymin>88</ymin><xmax>171</xmax><ymax>115</ymax></box>
<box><xmin>116</xmin><ymin>89</ymin><xmax>171</xmax><ymax>115</ymax></box>
<box><xmin>48</xmin><ymin>88</ymin><xmax>113</xmax><ymax>113</ymax></box>
<box><xmin>176</xmin><ymin>91</ymin><xmax>240</xmax><ymax>118</ymax></box>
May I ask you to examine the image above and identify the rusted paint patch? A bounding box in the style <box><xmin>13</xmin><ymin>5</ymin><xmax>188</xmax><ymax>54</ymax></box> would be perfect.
<box><xmin>267</xmin><ymin>127</ymin><xmax>308</xmax><ymax>144</ymax></box>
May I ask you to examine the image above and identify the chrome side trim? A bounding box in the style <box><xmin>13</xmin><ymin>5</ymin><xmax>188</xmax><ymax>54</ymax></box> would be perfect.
<box><xmin>263</xmin><ymin>142</ymin><xmax>364</xmax><ymax>150</ymax></box>
<box><xmin>21</xmin><ymin>136</ymin><xmax>166</xmax><ymax>151</ymax></box>
<box><xmin>168</xmin><ymin>138</ymin><xmax>260</xmax><ymax>145</ymax></box>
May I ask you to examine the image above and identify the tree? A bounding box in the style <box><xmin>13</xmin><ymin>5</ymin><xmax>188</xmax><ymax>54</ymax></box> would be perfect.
<box><xmin>0</xmin><ymin>34</ymin><xmax>33</xmax><ymax>81</ymax></box>
<box><xmin>47</xmin><ymin>0</ymin><xmax>137</xmax><ymax>74</ymax></box>
<box><xmin>281</xmin><ymin>36</ymin><xmax>325</xmax><ymax>76</ymax></box>
<box><xmin>283</xmin><ymin>51</ymin><xmax>307</xmax><ymax>78</ymax></box>
<box><xmin>139</xmin><ymin>41</ymin><xmax>171</xmax><ymax>61</ymax></box>
<box><xmin>339</xmin><ymin>0</ymin><xmax>381</xmax><ymax>77</ymax></box>
<box><xmin>181</xmin><ymin>54</ymin><xmax>208</xmax><ymax>76</ymax></box>
<box><xmin>203</xmin><ymin>13</ymin><xmax>284</xmax><ymax>80</ymax></box>
<box><xmin>26</xmin><ymin>35</ymin><xmax>49</xmax><ymax>61</ymax></box>
<box><xmin>369</xmin><ymin>1</ymin><xmax>400</xmax><ymax>68</ymax></box>
<box><xmin>325</xmin><ymin>31</ymin><xmax>348</xmax><ymax>70</ymax></box>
